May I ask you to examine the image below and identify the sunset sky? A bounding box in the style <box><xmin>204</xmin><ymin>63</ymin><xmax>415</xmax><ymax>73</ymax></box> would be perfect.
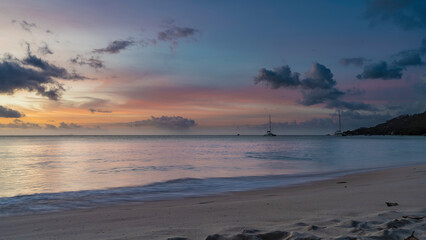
<box><xmin>1</xmin><ymin>0</ymin><xmax>425</xmax><ymax>134</ymax></box>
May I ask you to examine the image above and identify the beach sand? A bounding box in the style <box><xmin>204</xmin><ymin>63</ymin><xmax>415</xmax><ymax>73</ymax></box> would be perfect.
<box><xmin>1</xmin><ymin>164</ymin><xmax>425</xmax><ymax>240</ymax></box>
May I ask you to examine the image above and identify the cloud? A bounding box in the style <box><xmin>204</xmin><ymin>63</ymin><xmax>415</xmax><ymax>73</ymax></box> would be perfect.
<box><xmin>38</xmin><ymin>43</ymin><xmax>53</xmax><ymax>55</ymax></box>
<box><xmin>255</xmin><ymin>62</ymin><xmax>374</xmax><ymax>111</ymax></box>
<box><xmin>93</xmin><ymin>40</ymin><xmax>135</xmax><ymax>54</ymax></box>
<box><xmin>253</xmin><ymin>65</ymin><xmax>300</xmax><ymax>89</ymax></box>
<box><xmin>356</xmin><ymin>39</ymin><xmax>425</xmax><ymax>80</ymax></box>
<box><xmin>70</xmin><ymin>55</ymin><xmax>105</xmax><ymax>69</ymax></box>
<box><xmin>45</xmin><ymin>124</ymin><xmax>57</xmax><ymax>129</ymax></box>
<box><xmin>12</xmin><ymin>19</ymin><xmax>37</xmax><ymax>32</ymax></box>
<box><xmin>88</xmin><ymin>108</ymin><xmax>111</xmax><ymax>114</ymax></box>
<box><xmin>357</xmin><ymin>61</ymin><xmax>403</xmax><ymax>79</ymax></box>
<box><xmin>392</xmin><ymin>51</ymin><xmax>424</xmax><ymax>67</ymax></box>
<box><xmin>23</xmin><ymin>46</ymin><xmax>86</xmax><ymax>81</ymax></box>
<box><xmin>254</xmin><ymin>63</ymin><xmax>336</xmax><ymax>90</ymax></box>
<box><xmin>0</xmin><ymin>119</ymin><xmax>41</xmax><ymax>129</ymax></box>
<box><xmin>158</xmin><ymin>25</ymin><xmax>199</xmax><ymax>42</ymax></box>
<box><xmin>0</xmin><ymin>106</ymin><xmax>23</xmax><ymax>118</ymax></box>
<box><xmin>365</xmin><ymin>0</ymin><xmax>426</xmax><ymax>30</ymax></box>
<box><xmin>0</xmin><ymin>45</ymin><xmax>88</xmax><ymax>100</ymax></box>
<box><xmin>59</xmin><ymin>122</ymin><xmax>82</xmax><ymax>129</ymax></box>
<box><xmin>157</xmin><ymin>21</ymin><xmax>199</xmax><ymax>51</ymax></box>
<box><xmin>300</xmin><ymin>62</ymin><xmax>336</xmax><ymax>89</ymax></box>
<box><xmin>127</xmin><ymin>116</ymin><xmax>196</xmax><ymax>129</ymax></box>
<box><xmin>340</xmin><ymin>57</ymin><xmax>368</xmax><ymax>67</ymax></box>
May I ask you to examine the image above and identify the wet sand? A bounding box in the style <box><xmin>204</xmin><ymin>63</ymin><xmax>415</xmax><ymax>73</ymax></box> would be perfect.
<box><xmin>1</xmin><ymin>164</ymin><xmax>425</xmax><ymax>240</ymax></box>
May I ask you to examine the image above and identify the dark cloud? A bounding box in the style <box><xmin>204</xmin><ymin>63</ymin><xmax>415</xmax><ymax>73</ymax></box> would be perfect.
<box><xmin>0</xmin><ymin>56</ymin><xmax>64</xmax><ymax>100</ymax></box>
<box><xmin>127</xmin><ymin>116</ymin><xmax>196</xmax><ymax>129</ymax></box>
<box><xmin>253</xmin><ymin>65</ymin><xmax>300</xmax><ymax>89</ymax></box>
<box><xmin>0</xmin><ymin>45</ymin><xmax>87</xmax><ymax>100</ymax></box>
<box><xmin>70</xmin><ymin>55</ymin><xmax>105</xmax><ymax>69</ymax></box>
<box><xmin>392</xmin><ymin>52</ymin><xmax>424</xmax><ymax>67</ymax></box>
<box><xmin>93</xmin><ymin>40</ymin><xmax>135</xmax><ymax>54</ymax></box>
<box><xmin>300</xmin><ymin>62</ymin><xmax>336</xmax><ymax>89</ymax></box>
<box><xmin>89</xmin><ymin>108</ymin><xmax>111</xmax><ymax>114</ymax></box>
<box><xmin>340</xmin><ymin>57</ymin><xmax>368</xmax><ymax>67</ymax></box>
<box><xmin>157</xmin><ymin>21</ymin><xmax>199</xmax><ymax>51</ymax></box>
<box><xmin>255</xmin><ymin>62</ymin><xmax>375</xmax><ymax>111</ymax></box>
<box><xmin>158</xmin><ymin>25</ymin><xmax>199</xmax><ymax>42</ymax></box>
<box><xmin>0</xmin><ymin>106</ymin><xmax>23</xmax><ymax>118</ymax></box>
<box><xmin>365</xmin><ymin>0</ymin><xmax>426</xmax><ymax>30</ymax></box>
<box><xmin>12</xmin><ymin>19</ymin><xmax>37</xmax><ymax>32</ymax></box>
<box><xmin>357</xmin><ymin>61</ymin><xmax>403</xmax><ymax>79</ymax></box>
<box><xmin>254</xmin><ymin>63</ymin><xmax>337</xmax><ymax>90</ymax></box>
<box><xmin>0</xmin><ymin>119</ymin><xmax>41</xmax><ymax>129</ymax></box>
<box><xmin>23</xmin><ymin>45</ymin><xmax>86</xmax><ymax>80</ymax></box>
<box><xmin>355</xmin><ymin>39</ymin><xmax>425</xmax><ymax>80</ymax></box>
<box><xmin>59</xmin><ymin>122</ymin><xmax>82</xmax><ymax>129</ymax></box>
<box><xmin>38</xmin><ymin>43</ymin><xmax>53</xmax><ymax>55</ymax></box>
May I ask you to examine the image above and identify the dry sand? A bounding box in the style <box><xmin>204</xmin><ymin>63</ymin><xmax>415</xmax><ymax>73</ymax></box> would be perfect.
<box><xmin>0</xmin><ymin>164</ymin><xmax>425</xmax><ymax>240</ymax></box>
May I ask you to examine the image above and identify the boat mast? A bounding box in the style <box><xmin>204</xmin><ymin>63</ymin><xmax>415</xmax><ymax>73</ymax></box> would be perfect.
<box><xmin>269</xmin><ymin>115</ymin><xmax>272</xmax><ymax>132</ymax></box>
<box><xmin>338</xmin><ymin>110</ymin><xmax>342</xmax><ymax>132</ymax></box>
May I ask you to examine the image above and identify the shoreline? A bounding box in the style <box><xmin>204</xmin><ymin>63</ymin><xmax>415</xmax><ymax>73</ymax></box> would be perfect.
<box><xmin>1</xmin><ymin>164</ymin><xmax>425</xmax><ymax>239</ymax></box>
<box><xmin>0</xmin><ymin>164</ymin><xmax>412</xmax><ymax>217</ymax></box>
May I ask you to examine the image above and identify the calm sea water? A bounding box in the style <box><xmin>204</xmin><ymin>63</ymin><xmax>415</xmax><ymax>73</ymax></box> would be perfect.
<box><xmin>0</xmin><ymin>135</ymin><xmax>425</xmax><ymax>216</ymax></box>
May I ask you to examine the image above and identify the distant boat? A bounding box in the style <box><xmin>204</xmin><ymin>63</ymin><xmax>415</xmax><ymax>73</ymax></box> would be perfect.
<box><xmin>333</xmin><ymin>110</ymin><xmax>345</xmax><ymax>136</ymax></box>
<box><xmin>264</xmin><ymin>115</ymin><xmax>277</xmax><ymax>136</ymax></box>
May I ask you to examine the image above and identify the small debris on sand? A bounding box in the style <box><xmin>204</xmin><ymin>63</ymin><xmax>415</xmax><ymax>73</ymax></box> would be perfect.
<box><xmin>404</xmin><ymin>231</ymin><xmax>419</xmax><ymax>240</ymax></box>
<box><xmin>386</xmin><ymin>202</ymin><xmax>399</xmax><ymax>207</ymax></box>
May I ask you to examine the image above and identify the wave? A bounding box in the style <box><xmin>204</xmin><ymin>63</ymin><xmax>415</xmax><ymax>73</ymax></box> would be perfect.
<box><xmin>0</xmin><ymin>168</ymin><xmax>374</xmax><ymax>217</ymax></box>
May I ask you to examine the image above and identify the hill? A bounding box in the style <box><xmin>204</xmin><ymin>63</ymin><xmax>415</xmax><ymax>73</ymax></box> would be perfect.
<box><xmin>344</xmin><ymin>111</ymin><xmax>426</xmax><ymax>136</ymax></box>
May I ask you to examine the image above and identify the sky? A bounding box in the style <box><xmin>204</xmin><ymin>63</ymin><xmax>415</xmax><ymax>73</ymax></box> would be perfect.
<box><xmin>0</xmin><ymin>0</ymin><xmax>425</xmax><ymax>135</ymax></box>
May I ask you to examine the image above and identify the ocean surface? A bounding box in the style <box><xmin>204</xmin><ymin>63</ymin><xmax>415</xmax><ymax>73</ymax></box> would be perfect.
<box><xmin>0</xmin><ymin>135</ymin><xmax>425</xmax><ymax>217</ymax></box>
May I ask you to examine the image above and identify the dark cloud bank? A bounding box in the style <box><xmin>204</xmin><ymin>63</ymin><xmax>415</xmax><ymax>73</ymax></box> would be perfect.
<box><xmin>254</xmin><ymin>62</ymin><xmax>374</xmax><ymax>111</ymax></box>
<box><xmin>0</xmin><ymin>119</ymin><xmax>41</xmax><ymax>129</ymax></box>
<box><xmin>0</xmin><ymin>120</ymin><xmax>89</xmax><ymax>130</ymax></box>
<box><xmin>0</xmin><ymin>45</ymin><xmax>87</xmax><ymax>100</ymax></box>
<box><xmin>343</xmin><ymin>39</ymin><xmax>425</xmax><ymax>80</ymax></box>
<box><xmin>0</xmin><ymin>106</ymin><xmax>23</xmax><ymax>118</ymax></box>
<box><xmin>127</xmin><ymin>116</ymin><xmax>196</xmax><ymax>130</ymax></box>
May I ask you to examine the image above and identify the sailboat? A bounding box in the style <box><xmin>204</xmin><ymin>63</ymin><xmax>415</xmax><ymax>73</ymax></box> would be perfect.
<box><xmin>264</xmin><ymin>115</ymin><xmax>277</xmax><ymax>136</ymax></box>
<box><xmin>333</xmin><ymin>110</ymin><xmax>344</xmax><ymax>136</ymax></box>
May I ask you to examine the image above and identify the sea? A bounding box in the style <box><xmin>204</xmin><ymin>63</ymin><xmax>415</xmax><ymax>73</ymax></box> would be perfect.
<box><xmin>0</xmin><ymin>135</ymin><xmax>425</xmax><ymax>217</ymax></box>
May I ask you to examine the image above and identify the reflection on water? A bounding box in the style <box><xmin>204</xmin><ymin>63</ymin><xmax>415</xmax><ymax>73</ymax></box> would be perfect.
<box><xmin>0</xmin><ymin>135</ymin><xmax>425</xmax><ymax>198</ymax></box>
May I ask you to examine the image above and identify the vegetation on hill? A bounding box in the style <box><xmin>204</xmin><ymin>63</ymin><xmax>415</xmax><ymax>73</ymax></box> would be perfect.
<box><xmin>344</xmin><ymin>111</ymin><xmax>426</xmax><ymax>135</ymax></box>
